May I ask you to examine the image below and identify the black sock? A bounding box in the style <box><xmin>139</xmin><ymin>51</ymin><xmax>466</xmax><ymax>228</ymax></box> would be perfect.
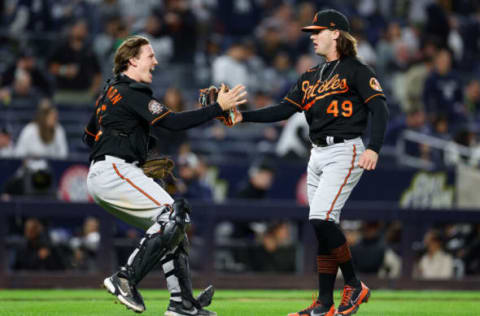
<box><xmin>317</xmin><ymin>268</ymin><xmax>336</xmax><ymax>306</ymax></box>
<box><xmin>316</xmin><ymin>241</ymin><xmax>337</xmax><ymax>306</ymax></box>
<box><xmin>338</xmin><ymin>260</ymin><xmax>360</xmax><ymax>287</ymax></box>
<box><xmin>311</xmin><ymin>219</ymin><xmax>360</xmax><ymax>287</ymax></box>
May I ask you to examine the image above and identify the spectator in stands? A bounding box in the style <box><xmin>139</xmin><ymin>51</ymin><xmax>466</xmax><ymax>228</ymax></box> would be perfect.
<box><xmin>248</xmin><ymin>221</ymin><xmax>295</xmax><ymax>272</ymax></box>
<box><xmin>212</xmin><ymin>39</ymin><xmax>266</xmax><ymax>98</ymax></box>
<box><xmin>15</xmin><ymin>100</ymin><xmax>68</xmax><ymax>159</ymax></box>
<box><xmin>444</xmin><ymin>125</ymin><xmax>477</xmax><ymax>167</ymax></box>
<box><xmin>1</xmin><ymin>69</ymin><xmax>42</xmax><ymax>106</ymax></box>
<box><xmin>425</xmin><ymin>114</ymin><xmax>452</xmax><ymax>166</ymax></box>
<box><xmin>262</xmin><ymin>51</ymin><xmax>296</xmax><ymax>98</ymax></box>
<box><xmin>212</xmin><ymin>42</ymin><xmax>251</xmax><ymax>91</ymax></box>
<box><xmin>12</xmin><ymin>217</ymin><xmax>65</xmax><ymax>271</ymax></box>
<box><xmin>227</xmin><ymin>158</ymin><xmax>276</xmax><ymax>241</ymax></box>
<box><xmin>464</xmin><ymin>78</ymin><xmax>480</xmax><ymax>124</ymax></box>
<box><xmin>378</xmin><ymin>221</ymin><xmax>402</xmax><ymax>279</ymax></box>
<box><xmin>384</xmin><ymin>108</ymin><xmax>430</xmax><ymax>164</ymax></box>
<box><xmin>423</xmin><ymin>47</ymin><xmax>464</xmax><ymax>126</ymax></box>
<box><xmin>235</xmin><ymin>158</ymin><xmax>276</xmax><ymax>200</ymax></box>
<box><xmin>48</xmin><ymin>19</ymin><xmax>102</xmax><ymax>104</ymax></box>
<box><xmin>424</xmin><ymin>2</ymin><xmax>450</xmax><ymax>48</ymax></box>
<box><xmin>396</xmin><ymin>39</ymin><xmax>438</xmax><ymax>113</ymax></box>
<box><xmin>69</xmin><ymin>217</ymin><xmax>101</xmax><ymax>271</ymax></box>
<box><xmin>376</xmin><ymin>21</ymin><xmax>406</xmax><ymax>81</ymax></box>
<box><xmin>460</xmin><ymin>6</ymin><xmax>480</xmax><ymax>70</ymax></box>
<box><xmin>175</xmin><ymin>152</ymin><xmax>213</xmax><ymax>201</ymax></box>
<box><xmin>213</xmin><ymin>157</ymin><xmax>277</xmax><ymax>245</ymax></box>
<box><xmin>447</xmin><ymin>15</ymin><xmax>464</xmax><ymax>63</ymax></box>
<box><xmin>350</xmin><ymin>17</ymin><xmax>377</xmax><ymax>67</ymax></box>
<box><xmin>351</xmin><ymin>222</ymin><xmax>386</xmax><ymax>274</ymax></box>
<box><xmin>255</xmin><ymin>17</ymin><xmax>291</xmax><ymax>66</ymax></box>
<box><xmin>159</xmin><ymin>0</ymin><xmax>197</xmax><ymax>88</ymax></box>
<box><xmin>416</xmin><ymin>228</ymin><xmax>454</xmax><ymax>279</ymax></box>
<box><xmin>93</xmin><ymin>15</ymin><xmax>130</xmax><ymax>81</ymax></box>
<box><xmin>195</xmin><ymin>34</ymin><xmax>222</xmax><ymax>87</ymax></box>
<box><xmin>0</xmin><ymin>127</ymin><xmax>14</xmax><ymax>158</ymax></box>
<box><xmin>8</xmin><ymin>0</ymin><xmax>54</xmax><ymax>37</ymax></box>
<box><xmin>460</xmin><ymin>223</ymin><xmax>480</xmax><ymax>275</ymax></box>
<box><xmin>0</xmin><ymin>48</ymin><xmax>53</xmax><ymax>98</ymax></box>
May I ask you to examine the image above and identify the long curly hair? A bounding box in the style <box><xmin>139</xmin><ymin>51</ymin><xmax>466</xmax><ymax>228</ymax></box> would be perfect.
<box><xmin>336</xmin><ymin>31</ymin><xmax>358</xmax><ymax>58</ymax></box>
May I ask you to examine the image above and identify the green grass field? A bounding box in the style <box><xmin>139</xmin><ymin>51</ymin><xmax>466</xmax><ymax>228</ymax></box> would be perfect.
<box><xmin>0</xmin><ymin>289</ymin><xmax>479</xmax><ymax>316</ymax></box>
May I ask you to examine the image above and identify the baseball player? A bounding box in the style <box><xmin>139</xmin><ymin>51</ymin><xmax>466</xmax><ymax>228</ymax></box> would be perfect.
<box><xmin>83</xmin><ymin>35</ymin><xmax>246</xmax><ymax>316</ymax></box>
<box><xmin>231</xmin><ymin>9</ymin><xmax>389</xmax><ymax>316</ymax></box>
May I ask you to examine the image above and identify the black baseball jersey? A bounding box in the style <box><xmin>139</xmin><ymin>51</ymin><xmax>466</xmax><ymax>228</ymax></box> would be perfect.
<box><xmin>84</xmin><ymin>74</ymin><xmax>171</xmax><ymax>164</ymax></box>
<box><xmin>284</xmin><ymin>56</ymin><xmax>385</xmax><ymax>144</ymax></box>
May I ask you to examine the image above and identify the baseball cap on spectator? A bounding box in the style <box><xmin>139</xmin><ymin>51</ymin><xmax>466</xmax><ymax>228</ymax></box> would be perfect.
<box><xmin>302</xmin><ymin>9</ymin><xmax>350</xmax><ymax>33</ymax></box>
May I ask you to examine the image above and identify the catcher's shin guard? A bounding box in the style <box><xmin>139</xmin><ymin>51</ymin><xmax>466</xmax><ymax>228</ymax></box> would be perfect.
<box><xmin>161</xmin><ymin>241</ymin><xmax>214</xmax><ymax>309</ymax></box>
<box><xmin>161</xmin><ymin>241</ymin><xmax>199</xmax><ymax>306</ymax></box>
<box><xmin>125</xmin><ymin>199</ymin><xmax>192</xmax><ymax>285</ymax></box>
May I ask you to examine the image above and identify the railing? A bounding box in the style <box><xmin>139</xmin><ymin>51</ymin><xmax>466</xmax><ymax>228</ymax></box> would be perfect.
<box><xmin>397</xmin><ymin>130</ymin><xmax>479</xmax><ymax>169</ymax></box>
<box><xmin>1</xmin><ymin>200</ymin><xmax>480</xmax><ymax>289</ymax></box>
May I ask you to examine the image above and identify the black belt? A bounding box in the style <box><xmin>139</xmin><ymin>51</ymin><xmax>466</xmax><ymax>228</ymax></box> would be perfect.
<box><xmin>312</xmin><ymin>136</ymin><xmax>346</xmax><ymax>147</ymax></box>
<box><xmin>92</xmin><ymin>155</ymin><xmax>135</xmax><ymax>164</ymax></box>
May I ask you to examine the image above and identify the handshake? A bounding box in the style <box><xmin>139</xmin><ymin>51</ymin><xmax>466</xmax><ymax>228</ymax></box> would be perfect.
<box><xmin>198</xmin><ymin>84</ymin><xmax>246</xmax><ymax>127</ymax></box>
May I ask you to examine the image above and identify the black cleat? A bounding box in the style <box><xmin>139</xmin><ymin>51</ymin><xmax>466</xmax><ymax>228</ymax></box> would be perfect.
<box><xmin>165</xmin><ymin>300</ymin><xmax>217</xmax><ymax>316</ymax></box>
<box><xmin>288</xmin><ymin>299</ymin><xmax>335</xmax><ymax>316</ymax></box>
<box><xmin>196</xmin><ymin>285</ymin><xmax>215</xmax><ymax>307</ymax></box>
<box><xmin>335</xmin><ymin>281</ymin><xmax>370</xmax><ymax>316</ymax></box>
<box><xmin>311</xmin><ymin>304</ymin><xmax>336</xmax><ymax>316</ymax></box>
<box><xmin>104</xmin><ymin>272</ymin><xmax>145</xmax><ymax>313</ymax></box>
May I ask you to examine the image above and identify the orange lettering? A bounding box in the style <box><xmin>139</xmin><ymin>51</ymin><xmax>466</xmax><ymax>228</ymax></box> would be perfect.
<box><xmin>342</xmin><ymin>100</ymin><xmax>353</xmax><ymax>117</ymax></box>
<box><xmin>107</xmin><ymin>86</ymin><xmax>115</xmax><ymax>98</ymax></box>
<box><xmin>111</xmin><ymin>93</ymin><xmax>122</xmax><ymax>104</ymax></box>
<box><xmin>326</xmin><ymin>100</ymin><xmax>354</xmax><ymax>117</ymax></box>
<box><xmin>326</xmin><ymin>100</ymin><xmax>339</xmax><ymax>117</ymax></box>
<box><xmin>301</xmin><ymin>76</ymin><xmax>350</xmax><ymax>111</ymax></box>
<box><xmin>106</xmin><ymin>86</ymin><xmax>123</xmax><ymax>104</ymax></box>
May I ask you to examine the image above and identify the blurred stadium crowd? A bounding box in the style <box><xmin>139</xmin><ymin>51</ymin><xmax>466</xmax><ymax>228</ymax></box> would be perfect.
<box><xmin>1</xmin><ymin>0</ymin><xmax>480</xmax><ymax>280</ymax></box>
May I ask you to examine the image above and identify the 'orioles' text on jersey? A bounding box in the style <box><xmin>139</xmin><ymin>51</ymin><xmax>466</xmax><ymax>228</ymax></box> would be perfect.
<box><xmin>284</xmin><ymin>56</ymin><xmax>385</xmax><ymax>144</ymax></box>
<box><xmin>84</xmin><ymin>75</ymin><xmax>171</xmax><ymax>164</ymax></box>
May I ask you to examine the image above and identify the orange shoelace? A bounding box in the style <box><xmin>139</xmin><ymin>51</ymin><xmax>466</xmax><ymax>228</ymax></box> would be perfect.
<box><xmin>340</xmin><ymin>285</ymin><xmax>354</xmax><ymax>306</ymax></box>
<box><xmin>302</xmin><ymin>294</ymin><xmax>320</xmax><ymax>312</ymax></box>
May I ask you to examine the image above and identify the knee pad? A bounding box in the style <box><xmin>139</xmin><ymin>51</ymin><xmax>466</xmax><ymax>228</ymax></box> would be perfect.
<box><xmin>165</xmin><ymin>198</ymin><xmax>192</xmax><ymax>235</ymax></box>
<box><xmin>172</xmin><ymin>198</ymin><xmax>192</xmax><ymax>215</ymax></box>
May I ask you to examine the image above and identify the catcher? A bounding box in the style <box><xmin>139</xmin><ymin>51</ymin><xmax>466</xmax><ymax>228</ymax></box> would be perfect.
<box><xmin>83</xmin><ymin>35</ymin><xmax>246</xmax><ymax>316</ymax></box>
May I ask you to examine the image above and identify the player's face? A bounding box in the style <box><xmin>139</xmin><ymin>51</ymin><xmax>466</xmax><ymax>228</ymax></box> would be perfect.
<box><xmin>133</xmin><ymin>44</ymin><xmax>158</xmax><ymax>84</ymax></box>
<box><xmin>310</xmin><ymin>29</ymin><xmax>337</xmax><ymax>58</ymax></box>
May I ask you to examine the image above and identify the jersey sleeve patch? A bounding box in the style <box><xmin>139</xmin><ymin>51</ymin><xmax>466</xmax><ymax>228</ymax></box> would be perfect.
<box><xmin>369</xmin><ymin>77</ymin><xmax>383</xmax><ymax>92</ymax></box>
<box><xmin>148</xmin><ymin>100</ymin><xmax>166</xmax><ymax>115</ymax></box>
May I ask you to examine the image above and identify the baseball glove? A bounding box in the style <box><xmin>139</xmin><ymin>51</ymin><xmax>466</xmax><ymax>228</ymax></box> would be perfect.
<box><xmin>142</xmin><ymin>157</ymin><xmax>175</xmax><ymax>180</ymax></box>
<box><xmin>198</xmin><ymin>85</ymin><xmax>239</xmax><ymax>127</ymax></box>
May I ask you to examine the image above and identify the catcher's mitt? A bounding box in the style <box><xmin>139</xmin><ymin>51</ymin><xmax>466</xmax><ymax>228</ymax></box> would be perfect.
<box><xmin>142</xmin><ymin>157</ymin><xmax>175</xmax><ymax>180</ymax></box>
<box><xmin>198</xmin><ymin>85</ymin><xmax>238</xmax><ymax>127</ymax></box>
